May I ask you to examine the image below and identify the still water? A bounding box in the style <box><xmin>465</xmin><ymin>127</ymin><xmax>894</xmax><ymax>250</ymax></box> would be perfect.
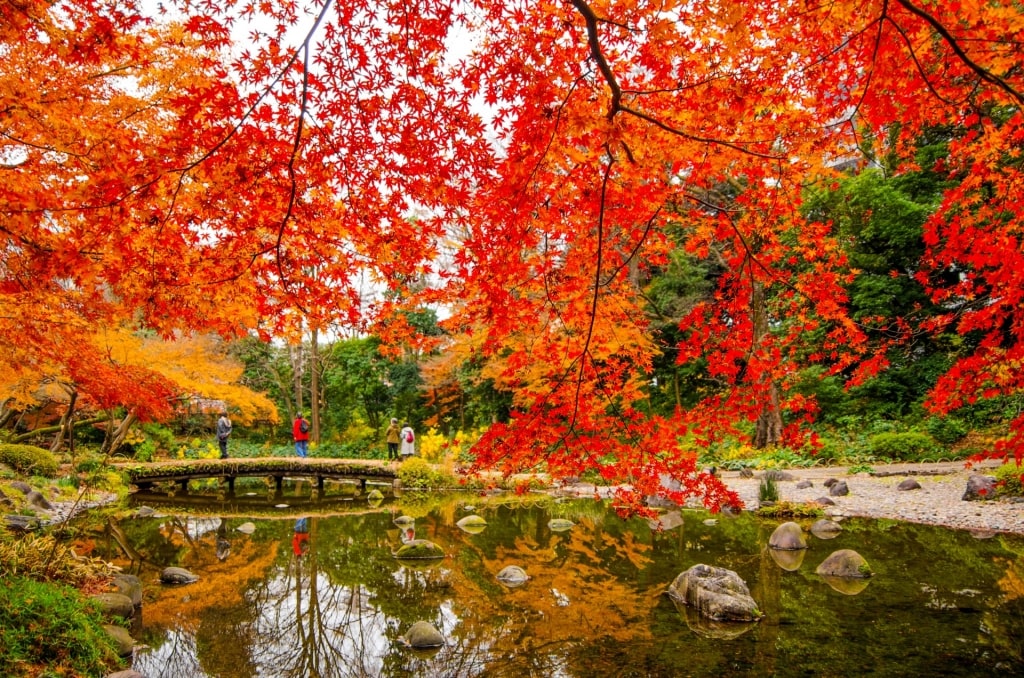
<box><xmin>100</xmin><ymin>487</ymin><xmax>1024</xmax><ymax>677</ymax></box>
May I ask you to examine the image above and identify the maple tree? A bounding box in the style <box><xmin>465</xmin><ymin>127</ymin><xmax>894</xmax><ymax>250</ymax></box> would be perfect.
<box><xmin>3</xmin><ymin>0</ymin><xmax>1024</xmax><ymax>511</ymax></box>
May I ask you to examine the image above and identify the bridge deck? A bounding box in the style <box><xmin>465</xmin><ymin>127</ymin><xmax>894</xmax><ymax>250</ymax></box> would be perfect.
<box><xmin>114</xmin><ymin>457</ymin><xmax>398</xmax><ymax>494</ymax></box>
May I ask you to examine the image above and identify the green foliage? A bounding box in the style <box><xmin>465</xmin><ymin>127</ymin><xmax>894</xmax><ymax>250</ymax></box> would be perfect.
<box><xmin>847</xmin><ymin>463</ymin><xmax>875</xmax><ymax>475</ymax></box>
<box><xmin>925</xmin><ymin>416</ymin><xmax>969</xmax><ymax>445</ymax></box>
<box><xmin>397</xmin><ymin>457</ymin><xmax>456</xmax><ymax>489</ymax></box>
<box><xmin>0</xmin><ymin>444</ymin><xmax>59</xmax><ymax>477</ymax></box>
<box><xmin>74</xmin><ymin>453</ymin><xmax>107</xmax><ymax>474</ymax></box>
<box><xmin>754</xmin><ymin>501</ymin><xmax>823</xmax><ymax>518</ymax></box>
<box><xmin>993</xmin><ymin>463</ymin><xmax>1024</xmax><ymax>497</ymax></box>
<box><xmin>758</xmin><ymin>475</ymin><xmax>779</xmax><ymax>503</ymax></box>
<box><xmin>0</xmin><ymin>576</ymin><xmax>121</xmax><ymax>678</ymax></box>
<box><xmin>867</xmin><ymin>431</ymin><xmax>940</xmax><ymax>461</ymax></box>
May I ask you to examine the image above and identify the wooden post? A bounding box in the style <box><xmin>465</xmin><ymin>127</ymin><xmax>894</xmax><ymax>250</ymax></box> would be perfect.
<box><xmin>317</xmin><ymin>476</ymin><xmax>324</xmax><ymax>494</ymax></box>
<box><xmin>179</xmin><ymin>479</ymin><xmax>188</xmax><ymax>494</ymax></box>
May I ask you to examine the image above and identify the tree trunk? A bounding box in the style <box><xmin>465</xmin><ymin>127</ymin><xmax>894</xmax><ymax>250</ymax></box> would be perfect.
<box><xmin>11</xmin><ymin>415</ymin><xmax>107</xmax><ymax>444</ymax></box>
<box><xmin>751</xmin><ymin>279</ymin><xmax>783</xmax><ymax>448</ymax></box>
<box><xmin>49</xmin><ymin>388</ymin><xmax>78</xmax><ymax>456</ymax></box>
<box><xmin>101</xmin><ymin>411</ymin><xmax>137</xmax><ymax>456</ymax></box>
<box><xmin>310</xmin><ymin>327</ymin><xmax>320</xmax><ymax>444</ymax></box>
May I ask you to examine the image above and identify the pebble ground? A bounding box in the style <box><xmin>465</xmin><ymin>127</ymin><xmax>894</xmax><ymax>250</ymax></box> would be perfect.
<box><xmin>721</xmin><ymin>461</ymin><xmax>1024</xmax><ymax>536</ymax></box>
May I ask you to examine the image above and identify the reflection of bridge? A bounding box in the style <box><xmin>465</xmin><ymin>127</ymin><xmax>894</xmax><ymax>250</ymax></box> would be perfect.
<box><xmin>115</xmin><ymin>458</ymin><xmax>399</xmax><ymax>496</ymax></box>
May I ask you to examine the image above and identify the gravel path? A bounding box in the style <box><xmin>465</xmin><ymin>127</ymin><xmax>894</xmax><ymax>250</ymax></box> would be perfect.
<box><xmin>720</xmin><ymin>461</ymin><xmax>1024</xmax><ymax>536</ymax></box>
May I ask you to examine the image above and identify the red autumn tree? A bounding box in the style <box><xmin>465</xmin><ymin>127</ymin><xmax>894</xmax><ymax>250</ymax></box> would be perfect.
<box><xmin>4</xmin><ymin>0</ymin><xmax>1023</xmax><ymax>513</ymax></box>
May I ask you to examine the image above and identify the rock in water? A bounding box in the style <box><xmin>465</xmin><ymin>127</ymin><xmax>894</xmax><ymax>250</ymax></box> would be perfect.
<box><xmin>768</xmin><ymin>521</ymin><xmax>807</xmax><ymax>550</ymax></box>
<box><xmin>160</xmin><ymin>567</ymin><xmax>199</xmax><ymax>585</ymax></box>
<box><xmin>393</xmin><ymin>515</ymin><xmax>415</xmax><ymax>527</ymax></box>
<box><xmin>548</xmin><ymin>518</ymin><xmax>575</xmax><ymax>532</ymax></box>
<box><xmin>816</xmin><ymin>549</ymin><xmax>872</xmax><ymax>578</ymax></box>
<box><xmin>496</xmin><ymin>565</ymin><xmax>530</xmax><ymax>587</ymax></box>
<box><xmin>401</xmin><ymin>621</ymin><xmax>444</xmax><ymax>648</ymax></box>
<box><xmin>394</xmin><ymin>539</ymin><xmax>445</xmax><ymax>560</ymax></box>
<box><xmin>236</xmin><ymin>522</ymin><xmax>256</xmax><ymax>534</ymax></box>
<box><xmin>667</xmin><ymin>564</ymin><xmax>762</xmax><ymax>622</ymax></box>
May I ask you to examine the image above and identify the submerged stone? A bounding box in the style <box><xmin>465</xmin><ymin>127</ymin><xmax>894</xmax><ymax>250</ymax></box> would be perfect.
<box><xmin>160</xmin><ymin>566</ymin><xmax>199</xmax><ymax>585</ymax></box>
<box><xmin>393</xmin><ymin>515</ymin><xmax>415</xmax><ymax>527</ymax></box>
<box><xmin>810</xmin><ymin>519</ymin><xmax>843</xmax><ymax>539</ymax></box>
<box><xmin>769</xmin><ymin>547</ymin><xmax>806</xmax><ymax>571</ymax></box>
<box><xmin>401</xmin><ymin>621</ymin><xmax>445</xmax><ymax>648</ymax></box>
<box><xmin>667</xmin><ymin>564</ymin><xmax>762</xmax><ymax>622</ymax></box>
<box><xmin>496</xmin><ymin>565</ymin><xmax>530</xmax><ymax>587</ymax></box>
<box><xmin>367</xmin><ymin>489</ymin><xmax>385</xmax><ymax>501</ymax></box>
<box><xmin>548</xmin><ymin>518</ymin><xmax>575</xmax><ymax>532</ymax></box>
<box><xmin>394</xmin><ymin>539</ymin><xmax>445</xmax><ymax>560</ymax></box>
<box><xmin>236</xmin><ymin>522</ymin><xmax>256</xmax><ymax>534</ymax></box>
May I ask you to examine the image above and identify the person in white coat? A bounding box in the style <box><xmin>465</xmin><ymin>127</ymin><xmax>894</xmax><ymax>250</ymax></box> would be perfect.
<box><xmin>399</xmin><ymin>422</ymin><xmax>416</xmax><ymax>459</ymax></box>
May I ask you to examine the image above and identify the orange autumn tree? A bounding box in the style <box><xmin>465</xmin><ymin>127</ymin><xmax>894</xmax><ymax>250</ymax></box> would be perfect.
<box><xmin>4</xmin><ymin>0</ymin><xmax>1024</xmax><ymax>512</ymax></box>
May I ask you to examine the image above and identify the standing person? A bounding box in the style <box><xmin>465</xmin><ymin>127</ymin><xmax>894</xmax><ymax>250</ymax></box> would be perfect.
<box><xmin>385</xmin><ymin>418</ymin><xmax>401</xmax><ymax>460</ymax></box>
<box><xmin>216</xmin><ymin>410</ymin><xmax>232</xmax><ymax>459</ymax></box>
<box><xmin>293</xmin><ymin>412</ymin><xmax>310</xmax><ymax>458</ymax></box>
<box><xmin>399</xmin><ymin>422</ymin><xmax>415</xmax><ymax>459</ymax></box>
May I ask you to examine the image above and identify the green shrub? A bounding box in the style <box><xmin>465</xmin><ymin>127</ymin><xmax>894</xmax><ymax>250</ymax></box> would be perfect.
<box><xmin>994</xmin><ymin>463</ymin><xmax>1024</xmax><ymax>497</ymax></box>
<box><xmin>74</xmin><ymin>453</ymin><xmax>107</xmax><ymax>474</ymax></box>
<box><xmin>866</xmin><ymin>431</ymin><xmax>940</xmax><ymax>461</ymax></box>
<box><xmin>397</xmin><ymin>457</ymin><xmax>454</xmax><ymax>489</ymax></box>
<box><xmin>0</xmin><ymin>576</ymin><xmax>121</xmax><ymax>678</ymax></box>
<box><xmin>758</xmin><ymin>475</ymin><xmax>779</xmax><ymax>503</ymax></box>
<box><xmin>0</xmin><ymin>444</ymin><xmax>59</xmax><ymax>477</ymax></box>
<box><xmin>925</xmin><ymin>417</ymin><xmax>969</xmax><ymax>445</ymax></box>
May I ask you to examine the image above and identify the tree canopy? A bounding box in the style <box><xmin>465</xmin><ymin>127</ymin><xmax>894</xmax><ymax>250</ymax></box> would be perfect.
<box><xmin>3</xmin><ymin>0</ymin><xmax>1023</xmax><ymax>511</ymax></box>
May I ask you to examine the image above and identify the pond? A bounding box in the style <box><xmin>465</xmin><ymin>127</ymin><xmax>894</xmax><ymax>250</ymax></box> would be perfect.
<box><xmin>92</xmin><ymin>486</ymin><xmax>1024</xmax><ymax>677</ymax></box>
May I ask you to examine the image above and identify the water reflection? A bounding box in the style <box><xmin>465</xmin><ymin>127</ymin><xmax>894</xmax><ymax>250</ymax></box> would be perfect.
<box><xmin>96</xmin><ymin>493</ymin><xmax>1024</xmax><ymax>677</ymax></box>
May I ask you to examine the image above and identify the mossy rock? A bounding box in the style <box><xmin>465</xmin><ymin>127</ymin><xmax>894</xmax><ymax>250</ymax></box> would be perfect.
<box><xmin>768</xmin><ymin>521</ymin><xmax>807</xmax><ymax>550</ymax></box>
<box><xmin>816</xmin><ymin>549</ymin><xmax>872</xmax><ymax>578</ymax></box>
<box><xmin>394</xmin><ymin>539</ymin><xmax>445</xmax><ymax>560</ymax></box>
<box><xmin>367</xmin><ymin>489</ymin><xmax>385</xmax><ymax>501</ymax></box>
<box><xmin>0</xmin><ymin>444</ymin><xmax>58</xmax><ymax>478</ymax></box>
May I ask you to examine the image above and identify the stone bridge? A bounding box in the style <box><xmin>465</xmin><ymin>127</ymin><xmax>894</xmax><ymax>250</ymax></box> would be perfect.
<box><xmin>114</xmin><ymin>457</ymin><xmax>398</xmax><ymax>496</ymax></box>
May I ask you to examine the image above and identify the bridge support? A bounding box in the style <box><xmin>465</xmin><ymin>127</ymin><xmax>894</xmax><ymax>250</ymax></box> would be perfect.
<box><xmin>178</xmin><ymin>479</ymin><xmax>188</xmax><ymax>494</ymax></box>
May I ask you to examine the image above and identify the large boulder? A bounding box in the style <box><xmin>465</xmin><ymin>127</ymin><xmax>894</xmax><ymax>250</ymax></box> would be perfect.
<box><xmin>963</xmin><ymin>474</ymin><xmax>997</xmax><ymax>501</ymax></box>
<box><xmin>768</xmin><ymin>521</ymin><xmax>807</xmax><ymax>550</ymax></box>
<box><xmin>816</xmin><ymin>549</ymin><xmax>872</xmax><ymax>578</ymax></box>
<box><xmin>401</xmin><ymin>621</ymin><xmax>444</xmax><ymax>648</ymax></box>
<box><xmin>667</xmin><ymin>564</ymin><xmax>762</xmax><ymax>622</ymax></box>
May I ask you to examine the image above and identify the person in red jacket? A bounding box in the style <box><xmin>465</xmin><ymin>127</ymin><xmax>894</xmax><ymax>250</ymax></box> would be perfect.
<box><xmin>293</xmin><ymin>413</ymin><xmax>310</xmax><ymax>457</ymax></box>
